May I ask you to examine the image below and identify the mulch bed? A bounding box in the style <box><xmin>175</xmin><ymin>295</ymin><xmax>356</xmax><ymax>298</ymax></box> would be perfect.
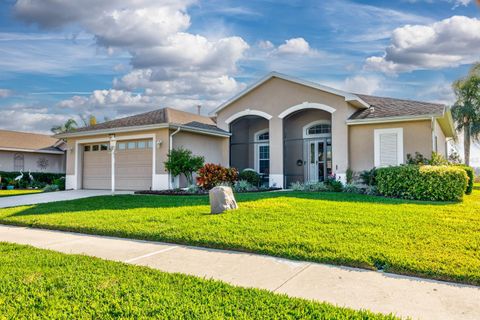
<box><xmin>135</xmin><ymin>188</ymin><xmax>282</xmax><ymax>196</ymax></box>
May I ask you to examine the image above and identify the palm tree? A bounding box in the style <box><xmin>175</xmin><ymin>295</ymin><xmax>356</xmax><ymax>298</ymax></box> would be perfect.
<box><xmin>51</xmin><ymin>118</ymin><xmax>78</xmax><ymax>134</ymax></box>
<box><xmin>451</xmin><ymin>63</ymin><xmax>480</xmax><ymax>166</ymax></box>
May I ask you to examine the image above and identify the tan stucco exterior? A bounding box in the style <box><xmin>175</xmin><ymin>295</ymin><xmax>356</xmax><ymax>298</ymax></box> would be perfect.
<box><xmin>348</xmin><ymin>120</ymin><xmax>433</xmax><ymax>172</ymax></box>
<box><xmin>215</xmin><ymin>77</ymin><xmax>358</xmax><ymax>186</ymax></box>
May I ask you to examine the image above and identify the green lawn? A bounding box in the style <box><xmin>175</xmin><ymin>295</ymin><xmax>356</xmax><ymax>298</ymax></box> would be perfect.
<box><xmin>0</xmin><ymin>243</ymin><xmax>395</xmax><ymax>319</ymax></box>
<box><xmin>0</xmin><ymin>191</ymin><xmax>479</xmax><ymax>285</ymax></box>
<box><xmin>0</xmin><ymin>189</ymin><xmax>43</xmax><ymax>197</ymax></box>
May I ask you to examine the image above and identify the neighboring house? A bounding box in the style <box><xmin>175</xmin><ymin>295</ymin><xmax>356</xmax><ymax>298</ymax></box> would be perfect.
<box><xmin>57</xmin><ymin>72</ymin><xmax>455</xmax><ymax>191</ymax></box>
<box><xmin>0</xmin><ymin>129</ymin><xmax>66</xmax><ymax>173</ymax></box>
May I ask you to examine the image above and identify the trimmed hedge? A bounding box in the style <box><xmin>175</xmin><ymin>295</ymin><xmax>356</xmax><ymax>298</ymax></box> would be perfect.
<box><xmin>454</xmin><ymin>165</ymin><xmax>474</xmax><ymax>195</ymax></box>
<box><xmin>376</xmin><ymin>165</ymin><xmax>468</xmax><ymax>201</ymax></box>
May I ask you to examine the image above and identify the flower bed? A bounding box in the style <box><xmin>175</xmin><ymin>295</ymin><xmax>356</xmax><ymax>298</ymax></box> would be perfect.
<box><xmin>135</xmin><ymin>187</ymin><xmax>282</xmax><ymax>196</ymax></box>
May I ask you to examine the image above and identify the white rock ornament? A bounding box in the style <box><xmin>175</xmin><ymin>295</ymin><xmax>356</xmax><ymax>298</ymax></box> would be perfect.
<box><xmin>209</xmin><ymin>186</ymin><xmax>238</xmax><ymax>214</ymax></box>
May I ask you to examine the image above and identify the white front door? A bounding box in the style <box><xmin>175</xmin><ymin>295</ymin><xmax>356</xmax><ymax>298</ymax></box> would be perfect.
<box><xmin>306</xmin><ymin>139</ymin><xmax>332</xmax><ymax>183</ymax></box>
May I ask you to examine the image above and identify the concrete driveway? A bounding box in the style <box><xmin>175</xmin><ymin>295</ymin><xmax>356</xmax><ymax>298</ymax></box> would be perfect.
<box><xmin>0</xmin><ymin>190</ymin><xmax>133</xmax><ymax>208</ymax></box>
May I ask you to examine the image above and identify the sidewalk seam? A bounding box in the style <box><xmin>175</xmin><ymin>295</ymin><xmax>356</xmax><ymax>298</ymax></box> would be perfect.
<box><xmin>272</xmin><ymin>263</ymin><xmax>311</xmax><ymax>292</ymax></box>
<box><xmin>124</xmin><ymin>246</ymin><xmax>178</xmax><ymax>263</ymax></box>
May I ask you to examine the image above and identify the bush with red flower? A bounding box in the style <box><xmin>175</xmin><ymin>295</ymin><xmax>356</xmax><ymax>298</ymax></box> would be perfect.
<box><xmin>196</xmin><ymin>163</ymin><xmax>238</xmax><ymax>190</ymax></box>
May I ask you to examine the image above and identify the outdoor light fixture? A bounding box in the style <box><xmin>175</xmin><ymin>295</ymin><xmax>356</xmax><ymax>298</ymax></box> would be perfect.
<box><xmin>156</xmin><ymin>140</ymin><xmax>163</xmax><ymax>148</ymax></box>
<box><xmin>109</xmin><ymin>135</ymin><xmax>117</xmax><ymax>151</ymax></box>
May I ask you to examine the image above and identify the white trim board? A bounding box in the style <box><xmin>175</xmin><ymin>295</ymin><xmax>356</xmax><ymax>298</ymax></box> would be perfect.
<box><xmin>374</xmin><ymin>128</ymin><xmax>404</xmax><ymax>167</ymax></box>
<box><xmin>278</xmin><ymin>102</ymin><xmax>336</xmax><ymax>119</ymax></box>
<box><xmin>225</xmin><ymin>109</ymin><xmax>273</xmax><ymax>124</ymax></box>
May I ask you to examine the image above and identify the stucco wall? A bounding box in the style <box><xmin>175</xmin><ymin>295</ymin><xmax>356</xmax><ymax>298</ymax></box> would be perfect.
<box><xmin>348</xmin><ymin>120</ymin><xmax>432</xmax><ymax>172</ymax></box>
<box><xmin>172</xmin><ymin>131</ymin><xmax>228</xmax><ymax>166</ymax></box>
<box><xmin>0</xmin><ymin>150</ymin><xmax>65</xmax><ymax>173</ymax></box>
<box><xmin>434</xmin><ymin>119</ymin><xmax>447</xmax><ymax>157</ymax></box>
<box><xmin>215</xmin><ymin>77</ymin><xmax>360</xmax><ymax>182</ymax></box>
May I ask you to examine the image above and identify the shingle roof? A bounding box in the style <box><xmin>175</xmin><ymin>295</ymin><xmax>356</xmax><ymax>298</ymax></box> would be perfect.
<box><xmin>0</xmin><ymin>130</ymin><xmax>64</xmax><ymax>153</ymax></box>
<box><xmin>349</xmin><ymin>95</ymin><xmax>446</xmax><ymax>120</ymax></box>
<box><xmin>72</xmin><ymin>107</ymin><xmax>228</xmax><ymax>135</ymax></box>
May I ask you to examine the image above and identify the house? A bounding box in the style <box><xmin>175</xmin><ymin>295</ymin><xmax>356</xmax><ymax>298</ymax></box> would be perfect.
<box><xmin>0</xmin><ymin>129</ymin><xmax>66</xmax><ymax>173</ymax></box>
<box><xmin>57</xmin><ymin>72</ymin><xmax>455</xmax><ymax>191</ymax></box>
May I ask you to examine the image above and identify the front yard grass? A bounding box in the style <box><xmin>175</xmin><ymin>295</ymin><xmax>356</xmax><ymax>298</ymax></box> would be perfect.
<box><xmin>0</xmin><ymin>190</ymin><xmax>479</xmax><ymax>285</ymax></box>
<box><xmin>0</xmin><ymin>189</ymin><xmax>43</xmax><ymax>197</ymax></box>
<box><xmin>0</xmin><ymin>242</ymin><xmax>395</xmax><ymax>319</ymax></box>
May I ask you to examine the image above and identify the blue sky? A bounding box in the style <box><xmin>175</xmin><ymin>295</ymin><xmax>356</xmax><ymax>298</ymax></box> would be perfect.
<box><xmin>0</xmin><ymin>0</ymin><xmax>479</xmax><ymax>161</ymax></box>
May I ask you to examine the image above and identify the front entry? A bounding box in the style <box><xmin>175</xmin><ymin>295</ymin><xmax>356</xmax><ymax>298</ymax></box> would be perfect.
<box><xmin>305</xmin><ymin>138</ymin><xmax>332</xmax><ymax>183</ymax></box>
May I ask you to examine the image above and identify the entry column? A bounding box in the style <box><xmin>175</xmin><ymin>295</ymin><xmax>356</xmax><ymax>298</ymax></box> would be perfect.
<box><xmin>269</xmin><ymin>117</ymin><xmax>284</xmax><ymax>188</ymax></box>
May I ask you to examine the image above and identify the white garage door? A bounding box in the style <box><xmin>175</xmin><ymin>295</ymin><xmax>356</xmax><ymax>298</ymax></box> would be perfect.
<box><xmin>82</xmin><ymin>139</ymin><xmax>153</xmax><ymax>191</ymax></box>
<box><xmin>82</xmin><ymin>143</ymin><xmax>111</xmax><ymax>189</ymax></box>
<box><xmin>115</xmin><ymin>140</ymin><xmax>153</xmax><ymax>190</ymax></box>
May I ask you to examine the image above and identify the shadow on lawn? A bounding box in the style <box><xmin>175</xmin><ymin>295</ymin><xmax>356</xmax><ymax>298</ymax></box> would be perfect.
<box><xmin>3</xmin><ymin>190</ymin><xmax>457</xmax><ymax>219</ymax></box>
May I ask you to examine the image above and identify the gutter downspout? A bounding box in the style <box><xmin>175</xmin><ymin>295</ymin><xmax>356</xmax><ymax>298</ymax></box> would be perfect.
<box><xmin>431</xmin><ymin>117</ymin><xmax>436</xmax><ymax>153</ymax></box>
<box><xmin>168</xmin><ymin>126</ymin><xmax>181</xmax><ymax>189</ymax></box>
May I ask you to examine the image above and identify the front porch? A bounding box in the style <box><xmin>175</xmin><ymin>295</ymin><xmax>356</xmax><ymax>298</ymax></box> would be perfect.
<box><xmin>229</xmin><ymin>108</ymin><xmax>335</xmax><ymax>188</ymax></box>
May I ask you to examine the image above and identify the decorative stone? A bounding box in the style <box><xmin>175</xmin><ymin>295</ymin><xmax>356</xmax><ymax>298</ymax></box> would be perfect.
<box><xmin>209</xmin><ymin>186</ymin><xmax>238</xmax><ymax>214</ymax></box>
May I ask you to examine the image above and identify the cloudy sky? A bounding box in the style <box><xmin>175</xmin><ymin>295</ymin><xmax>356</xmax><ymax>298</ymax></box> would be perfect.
<box><xmin>0</xmin><ymin>0</ymin><xmax>479</xmax><ymax>161</ymax></box>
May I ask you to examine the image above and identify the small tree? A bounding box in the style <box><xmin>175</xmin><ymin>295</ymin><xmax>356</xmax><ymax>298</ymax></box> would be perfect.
<box><xmin>164</xmin><ymin>148</ymin><xmax>204</xmax><ymax>186</ymax></box>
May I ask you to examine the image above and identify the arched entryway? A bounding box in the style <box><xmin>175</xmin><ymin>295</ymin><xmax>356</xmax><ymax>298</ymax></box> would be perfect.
<box><xmin>229</xmin><ymin>115</ymin><xmax>270</xmax><ymax>186</ymax></box>
<box><xmin>283</xmin><ymin>109</ymin><xmax>333</xmax><ymax>187</ymax></box>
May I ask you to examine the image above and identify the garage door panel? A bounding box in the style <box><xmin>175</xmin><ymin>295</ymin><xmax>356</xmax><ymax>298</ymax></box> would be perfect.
<box><xmin>116</xmin><ymin>148</ymin><xmax>152</xmax><ymax>190</ymax></box>
<box><xmin>83</xmin><ymin>148</ymin><xmax>111</xmax><ymax>190</ymax></box>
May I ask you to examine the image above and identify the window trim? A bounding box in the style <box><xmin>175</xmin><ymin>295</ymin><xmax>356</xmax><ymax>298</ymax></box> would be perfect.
<box><xmin>303</xmin><ymin>120</ymin><xmax>332</xmax><ymax>139</ymax></box>
<box><xmin>13</xmin><ymin>153</ymin><xmax>24</xmax><ymax>171</ymax></box>
<box><xmin>374</xmin><ymin>128</ymin><xmax>404</xmax><ymax>167</ymax></box>
<box><xmin>254</xmin><ymin>129</ymin><xmax>269</xmax><ymax>174</ymax></box>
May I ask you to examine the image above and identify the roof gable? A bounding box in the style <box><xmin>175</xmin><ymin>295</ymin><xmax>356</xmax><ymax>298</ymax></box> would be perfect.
<box><xmin>211</xmin><ymin>72</ymin><xmax>370</xmax><ymax>116</ymax></box>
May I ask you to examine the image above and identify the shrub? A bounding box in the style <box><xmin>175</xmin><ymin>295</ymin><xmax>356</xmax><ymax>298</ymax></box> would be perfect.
<box><xmin>233</xmin><ymin>180</ymin><xmax>254</xmax><ymax>192</ymax></box>
<box><xmin>343</xmin><ymin>184</ymin><xmax>362</xmax><ymax>194</ymax></box>
<box><xmin>360</xmin><ymin>168</ymin><xmax>377</xmax><ymax>186</ymax></box>
<box><xmin>325</xmin><ymin>176</ymin><xmax>343</xmax><ymax>192</ymax></box>
<box><xmin>290</xmin><ymin>181</ymin><xmax>305</xmax><ymax>191</ymax></box>
<box><xmin>238</xmin><ymin>169</ymin><xmax>261</xmax><ymax>187</ymax></box>
<box><xmin>364</xmin><ymin>185</ymin><xmax>379</xmax><ymax>196</ymax></box>
<box><xmin>454</xmin><ymin>165</ymin><xmax>474</xmax><ymax>195</ymax></box>
<box><xmin>346</xmin><ymin>168</ymin><xmax>354</xmax><ymax>184</ymax></box>
<box><xmin>52</xmin><ymin>177</ymin><xmax>65</xmax><ymax>191</ymax></box>
<box><xmin>406</xmin><ymin>152</ymin><xmax>429</xmax><ymax>165</ymax></box>
<box><xmin>306</xmin><ymin>181</ymin><xmax>328</xmax><ymax>192</ymax></box>
<box><xmin>0</xmin><ymin>171</ymin><xmax>64</xmax><ymax>189</ymax></box>
<box><xmin>376</xmin><ymin>165</ymin><xmax>468</xmax><ymax>201</ymax></box>
<box><xmin>164</xmin><ymin>148</ymin><xmax>204</xmax><ymax>186</ymax></box>
<box><xmin>43</xmin><ymin>184</ymin><xmax>59</xmax><ymax>192</ymax></box>
<box><xmin>196</xmin><ymin>163</ymin><xmax>238</xmax><ymax>190</ymax></box>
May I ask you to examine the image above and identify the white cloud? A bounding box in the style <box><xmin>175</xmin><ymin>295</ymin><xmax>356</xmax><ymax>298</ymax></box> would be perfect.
<box><xmin>343</xmin><ymin>76</ymin><xmax>382</xmax><ymax>95</ymax></box>
<box><xmin>13</xmin><ymin>0</ymin><xmax>250</xmax><ymax>115</ymax></box>
<box><xmin>365</xmin><ymin>16</ymin><xmax>480</xmax><ymax>74</ymax></box>
<box><xmin>0</xmin><ymin>104</ymin><xmax>71</xmax><ymax>134</ymax></box>
<box><xmin>0</xmin><ymin>89</ymin><xmax>12</xmax><ymax>98</ymax></box>
<box><xmin>277</xmin><ymin>38</ymin><xmax>311</xmax><ymax>55</ymax></box>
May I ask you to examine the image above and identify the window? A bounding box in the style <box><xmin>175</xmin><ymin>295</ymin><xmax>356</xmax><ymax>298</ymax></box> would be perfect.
<box><xmin>127</xmin><ymin>142</ymin><xmax>136</xmax><ymax>149</ymax></box>
<box><xmin>137</xmin><ymin>141</ymin><xmax>146</xmax><ymax>149</ymax></box>
<box><xmin>307</xmin><ymin>123</ymin><xmax>331</xmax><ymax>135</ymax></box>
<box><xmin>147</xmin><ymin>140</ymin><xmax>153</xmax><ymax>149</ymax></box>
<box><xmin>118</xmin><ymin>142</ymin><xmax>126</xmax><ymax>150</ymax></box>
<box><xmin>13</xmin><ymin>153</ymin><xmax>24</xmax><ymax>171</ymax></box>
<box><xmin>84</xmin><ymin>145</ymin><xmax>91</xmax><ymax>152</ymax></box>
<box><xmin>254</xmin><ymin>129</ymin><xmax>269</xmax><ymax>174</ymax></box>
<box><xmin>374</xmin><ymin>128</ymin><xmax>404</xmax><ymax>167</ymax></box>
<box><xmin>92</xmin><ymin>145</ymin><xmax>99</xmax><ymax>151</ymax></box>
<box><xmin>257</xmin><ymin>132</ymin><xmax>269</xmax><ymax>141</ymax></box>
<box><xmin>258</xmin><ymin>145</ymin><xmax>270</xmax><ymax>174</ymax></box>
<box><xmin>100</xmin><ymin>144</ymin><xmax>108</xmax><ymax>151</ymax></box>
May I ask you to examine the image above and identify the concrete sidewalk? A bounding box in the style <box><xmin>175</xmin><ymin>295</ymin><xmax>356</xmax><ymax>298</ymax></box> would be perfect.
<box><xmin>0</xmin><ymin>190</ymin><xmax>133</xmax><ymax>208</ymax></box>
<box><xmin>1</xmin><ymin>225</ymin><xmax>478</xmax><ymax>320</ymax></box>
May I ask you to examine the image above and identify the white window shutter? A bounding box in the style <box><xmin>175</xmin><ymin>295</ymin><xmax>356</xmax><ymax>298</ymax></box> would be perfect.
<box><xmin>374</xmin><ymin>128</ymin><xmax>404</xmax><ymax>167</ymax></box>
<box><xmin>379</xmin><ymin>133</ymin><xmax>397</xmax><ymax>167</ymax></box>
